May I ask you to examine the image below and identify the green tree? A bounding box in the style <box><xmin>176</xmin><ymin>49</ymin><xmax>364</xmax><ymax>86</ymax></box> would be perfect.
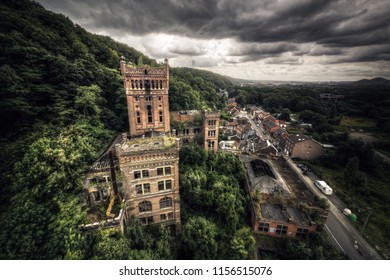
<box><xmin>74</xmin><ymin>84</ymin><xmax>104</xmax><ymax>117</ymax></box>
<box><xmin>344</xmin><ymin>157</ymin><xmax>360</xmax><ymax>191</ymax></box>
<box><xmin>279</xmin><ymin>108</ymin><xmax>291</xmax><ymax>121</ymax></box>
<box><xmin>181</xmin><ymin>216</ymin><xmax>218</xmax><ymax>259</ymax></box>
<box><xmin>229</xmin><ymin>227</ymin><xmax>256</xmax><ymax>259</ymax></box>
<box><xmin>137</xmin><ymin>55</ymin><xmax>144</xmax><ymax>66</ymax></box>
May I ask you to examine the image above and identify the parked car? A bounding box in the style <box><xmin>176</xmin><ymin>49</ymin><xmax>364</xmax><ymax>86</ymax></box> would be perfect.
<box><xmin>314</xmin><ymin>180</ymin><xmax>333</xmax><ymax>195</ymax></box>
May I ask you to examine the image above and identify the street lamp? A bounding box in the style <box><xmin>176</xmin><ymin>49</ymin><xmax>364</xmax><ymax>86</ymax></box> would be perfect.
<box><xmin>361</xmin><ymin>207</ymin><xmax>373</xmax><ymax>236</ymax></box>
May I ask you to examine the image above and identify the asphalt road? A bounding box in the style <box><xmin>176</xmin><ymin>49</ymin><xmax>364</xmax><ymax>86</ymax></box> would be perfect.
<box><xmin>288</xmin><ymin>158</ymin><xmax>379</xmax><ymax>260</ymax></box>
<box><xmin>325</xmin><ymin>212</ymin><xmax>365</xmax><ymax>259</ymax></box>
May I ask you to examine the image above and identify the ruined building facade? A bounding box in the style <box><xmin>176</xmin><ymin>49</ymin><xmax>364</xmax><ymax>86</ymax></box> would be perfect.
<box><xmin>115</xmin><ymin>136</ymin><xmax>180</xmax><ymax>228</ymax></box>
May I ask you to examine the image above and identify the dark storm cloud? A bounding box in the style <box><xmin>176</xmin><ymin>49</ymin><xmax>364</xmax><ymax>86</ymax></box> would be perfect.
<box><xmin>327</xmin><ymin>44</ymin><xmax>390</xmax><ymax>64</ymax></box>
<box><xmin>167</xmin><ymin>45</ymin><xmax>207</xmax><ymax>56</ymax></box>
<box><xmin>265</xmin><ymin>56</ymin><xmax>304</xmax><ymax>65</ymax></box>
<box><xmin>37</xmin><ymin>0</ymin><xmax>390</xmax><ymax>63</ymax></box>
<box><xmin>226</xmin><ymin>42</ymin><xmax>298</xmax><ymax>62</ymax></box>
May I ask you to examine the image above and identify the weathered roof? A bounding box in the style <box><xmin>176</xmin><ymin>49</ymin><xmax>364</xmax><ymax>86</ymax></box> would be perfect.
<box><xmin>119</xmin><ymin>136</ymin><xmax>177</xmax><ymax>154</ymax></box>
<box><xmin>261</xmin><ymin>204</ymin><xmax>288</xmax><ymax>221</ymax></box>
<box><xmin>264</xmin><ymin>121</ymin><xmax>277</xmax><ymax>129</ymax></box>
<box><xmin>288</xmin><ymin>134</ymin><xmax>309</xmax><ymax>144</ymax></box>
<box><xmin>170</xmin><ymin>110</ymin><xmax>201</xmax><ymax>123</ymax></box>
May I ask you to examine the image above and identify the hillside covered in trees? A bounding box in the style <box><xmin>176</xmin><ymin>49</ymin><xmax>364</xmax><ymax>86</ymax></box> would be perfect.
<box><xmin>0</xmin><ymin>0</ymin><xmax>231</xmax><ymax>259</ymax></box>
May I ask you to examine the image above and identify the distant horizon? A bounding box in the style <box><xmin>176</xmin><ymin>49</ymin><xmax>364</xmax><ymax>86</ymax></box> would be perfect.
<box><xmin>183</xmin><ymin>66</ymin><xmax>389</xmax><ymax>83</ymax></box>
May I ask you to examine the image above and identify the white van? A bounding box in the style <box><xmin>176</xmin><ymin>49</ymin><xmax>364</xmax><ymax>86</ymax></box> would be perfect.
<box><xmin>314</xmin><ymin>180</ymin><xmax>333</xmax><ymax>195</ymax></box>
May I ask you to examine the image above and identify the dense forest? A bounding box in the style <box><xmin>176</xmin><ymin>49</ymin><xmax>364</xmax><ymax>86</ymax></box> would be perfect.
<box><xmin>0</xmin><ymin>0</ymin><xmax>230</xmax><ymax>259</ymax></box>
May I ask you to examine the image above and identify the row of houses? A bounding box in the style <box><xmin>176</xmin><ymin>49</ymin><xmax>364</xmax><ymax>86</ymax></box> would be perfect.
<box><xmin>220</xmin><ymin>100</ymin><xmax>280</xmax><ymax>157</ymax></box>
<box><xmin>250</xmin><ymin>107</ymin><xmax>324</xmax><ymax>160</ymax></box>
<box><xmin>219</xmin><ymin>98</ymin><xmax>244</xmax><ymax>152</ymax></box>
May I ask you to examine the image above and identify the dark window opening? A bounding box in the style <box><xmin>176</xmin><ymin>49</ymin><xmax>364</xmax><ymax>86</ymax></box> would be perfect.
<box><xmin>147</xmin><ymin>105</ymin><xmax>153</xmax><ymax>123</ymax></box>
<box><xmin>166</xmin><ymin>180</ymin><xmax>172</xmax><ymax>190</ymax></box>
<box><xmin>258</xmin><ymin>222</ymin><xmax>270</xmax><ymax>232</ymax></box>
<box><xmin>141</xmin><ymin>216</ymin><xmax>153</xmax><ymax>225</ymax></box>
<box><xmin>276</xmin><ymin>225</ymin><xmax>288</xmax><ymax>236</ymax></box>
<box><xmin>142</xmin><ymin>170</ymin><xmax>149</xmax><ymax>178</ymax></box>
<box><xmin>136</xmin><ymin>111</ymin><xmax>141</xmax><ymax>124</ymax></box>
<box><xmin>160</xmin><ymin>197</ymin><xmax>173</xmax><ymax>209</ymax></box>
<box><xmin>158</xmin><ymin>181</ymin><xmax>165</xmax><ymax>191</ymax></box>
<box><xmin>139</xmin><ymin>201</ymin><xmax>152</xmax><ymax>212</ymax></box>
<box><xmin>296</xmin><ymin>228</ymin><xmax>309</xmax><ymax>239</ymax></box>
<box><xmin>134</xmin><ymin>171</ymin><xmax>141</xmax><ymax>179</ymax></box>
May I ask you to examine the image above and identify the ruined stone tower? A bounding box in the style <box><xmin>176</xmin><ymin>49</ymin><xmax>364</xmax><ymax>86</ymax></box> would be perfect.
<box><xmin>202</xmin><ymin>110</ymin><xmax>221</xmax><ymax>152</ymax></box>
<box><xmin>120</xmin><ymin>57</ymin><xmax>170</xmax><ymax>136</ymax></box>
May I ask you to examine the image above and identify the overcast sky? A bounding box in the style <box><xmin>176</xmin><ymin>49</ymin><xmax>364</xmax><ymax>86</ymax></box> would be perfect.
<box><xmin>37</xmin><ymin>0</ymin><xmax>390</xmax><ymax>81</ymax></box>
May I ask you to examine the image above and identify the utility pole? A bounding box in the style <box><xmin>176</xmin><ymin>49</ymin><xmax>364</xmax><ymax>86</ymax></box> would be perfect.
<box><xmin>361</xmin><ymin>207</ymin><xmax>373</xmax><ymax>236</ymax></box>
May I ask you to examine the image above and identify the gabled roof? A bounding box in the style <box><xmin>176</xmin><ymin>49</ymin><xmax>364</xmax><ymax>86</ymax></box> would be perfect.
<box><xmin>273</xmin><ymin>128</ymin><xmax>285</xmax><ymax>135</ymax></box>
<box><xmin>264</xmin><ymin>121</ymin><xmax>277</xmax><ymax>129</ymax></box>
<box><xmin>263</xmin><ymin>115</ymin><xmax>276</xmax><ymax>122</ymax></box>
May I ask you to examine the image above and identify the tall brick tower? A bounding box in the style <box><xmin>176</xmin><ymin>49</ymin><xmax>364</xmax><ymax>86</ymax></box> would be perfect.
<box><xmin>120</xmin><ymin>57</ymin><xmax>170</xmax><ymax>136</ymax></box>
<box><xmin>202</xmin><ymin>110</ymin><xmax>220</xmax><ymax>152</ymax></box>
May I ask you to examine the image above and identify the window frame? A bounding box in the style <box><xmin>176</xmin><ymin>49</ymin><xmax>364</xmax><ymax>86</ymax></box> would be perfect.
<box><xmin>159</xmin><ymin>197</ymin><xmax>173</xmax><ymax>209</ymax></box>
<box><xmin>138</xmin><ymin>201</ymin><xmax>152</xmax><ymax>213</ymax></box>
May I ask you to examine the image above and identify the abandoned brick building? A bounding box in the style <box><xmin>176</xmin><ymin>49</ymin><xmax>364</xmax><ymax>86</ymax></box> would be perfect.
<box><xmin>82</xmin><ymin>57</ymin><xmax>220</xmax><ymax>231</ymax></box>
<box><xmin>242</xmin><ymin>157</ymin><xmax>329</xmax><ymax>239</ymax></box>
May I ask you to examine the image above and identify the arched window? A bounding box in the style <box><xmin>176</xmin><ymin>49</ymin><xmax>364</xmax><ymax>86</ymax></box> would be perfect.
<box><xmin>160</xmin><ymin>197</ymin><xmax>172</xmax><ymax>209</ymax></box>
<box><xmin>160</xmin><ymin>80</ymin><xmax>163</xmax><ymax>89</ymax></box>
<box><xmin>152</xmin><ymin>80</ymin><xmax>155</xmax><ymax>89</ymax></box>
<box><xmin>136</xmin><ymin>111</ymin><xmax>141</xmax><ymax>124</ymax></box>
<box><xmin>135</xmin><ymin>80</ymin><xmax>138</xmax><ymax>89</ymax></box>
<box><xmin>131</xmin><ymin>80</ymin><xmax>134</xmax><ymax>89</ymax></box>
<box><xmin>139</xmin><ymin>201</ymin><xmax>152</xmax><ymax>212</ymax></box>
<box><xmin>140</xmin><ymin>80</ymin><xmax>143</xmax><ymax>89</ymax></box>
<box><xmin>159</xmin><ymin>110</ymin><xmax>163</xmax><ymax>122</ymax></box>
<box><xmin>147</xmin><ymin>105</ymin><xmax>153</xmax><ymax>123</ymax></box>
